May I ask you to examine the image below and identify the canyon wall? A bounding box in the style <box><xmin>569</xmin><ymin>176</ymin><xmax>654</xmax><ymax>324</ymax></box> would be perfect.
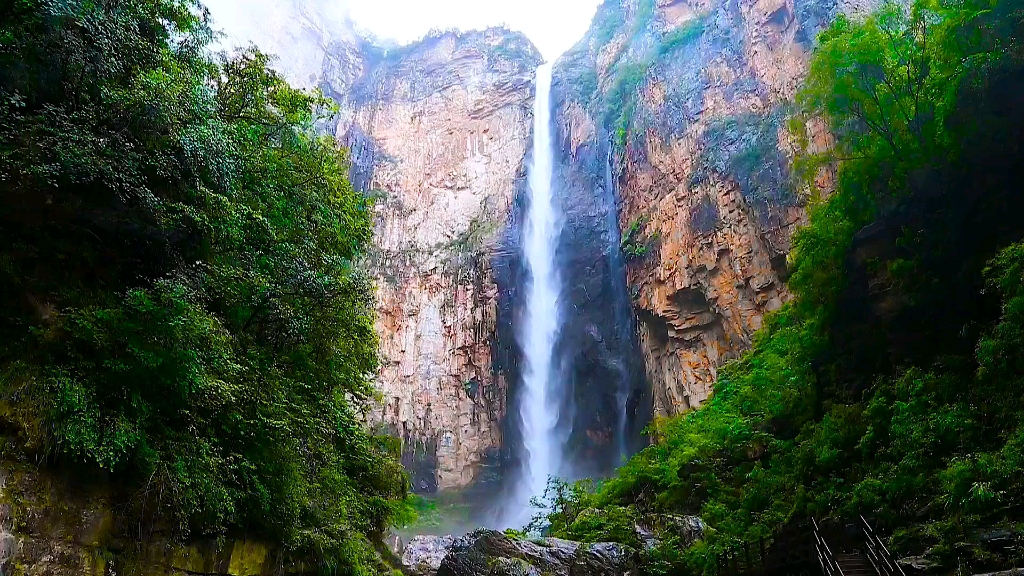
<box><xmin>552</xmin><ymin>0</ymin><xmax>875</xmax><ymax>417</ymax></box>
<box><xmin>546</xmin><ymin>98</ymin><xmax>651</xmax><ymax>475</ymax></box>
<box><xmin>317</xmin><ymin>30</ymin><xmax>542</xmax><ymax>492</ymax></box>
<box><xmin>215</xmin><ymin>0</ymin><xmax>545</xmax><ymax>493</ymax></box>
<box><xmin>0</xmin><ymin>18</ymin><xmax>547</xmax><ymax>575</ymax></box>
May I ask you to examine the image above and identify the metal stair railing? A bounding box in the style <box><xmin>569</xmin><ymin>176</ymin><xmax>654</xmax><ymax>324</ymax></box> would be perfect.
<box><xmin>711</xmin><ymin>516</ymin><xmax>901</xmax><ymax>576</ymax></box>
<box><xmin>713</xmin><ymin>522</ymin><xmax>817</xmax><ymax>576</ymax></box>
<box><xmin>859</xmin><ymin>516</ymin><xmax>906</xmax><ymax>576</ymax></box>
<box><xmin>813</xmin><ymin>518</ymin><xmax>845</xmax><ymax>576</ymax></box>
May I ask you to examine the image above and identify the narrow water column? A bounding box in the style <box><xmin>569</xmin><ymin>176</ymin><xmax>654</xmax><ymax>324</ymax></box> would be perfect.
<box><xmin>605</xmin><ymin>149</ymin><xmax>631</xmax><ymax>464</ymax></box>
<box><xmin>506</xmin><ymin>62</ymin><xmax>563</xmax><ymax>528</ymax></box>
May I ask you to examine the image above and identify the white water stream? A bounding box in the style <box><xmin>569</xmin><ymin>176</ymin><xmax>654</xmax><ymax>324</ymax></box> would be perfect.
<box><xmin>504</xmin><ymin>63</ymin><xmax>563</xmax><ymax>528</ymax></box>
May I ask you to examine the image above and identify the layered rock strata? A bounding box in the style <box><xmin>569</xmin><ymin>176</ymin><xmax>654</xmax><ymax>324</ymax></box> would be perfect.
<box><xmin>221</xmin><ymin>3</ymin><xmax>544</xmax><ymax>492</ymax></box>
<box><xmin>552</xmin><ymin>0</ymin><xmax>877</xmax><ymax>416</ymax></box>
<box><xmin>318</xmin><ymin>30</ymin><xmax>542</xmax><ymax>491</ymax></box>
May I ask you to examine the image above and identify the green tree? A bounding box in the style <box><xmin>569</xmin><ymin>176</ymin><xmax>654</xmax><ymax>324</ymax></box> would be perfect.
<box><xmin>0</xmin><ymin>0</ymin><xmax>407</xmax><ymax>571</ymax></box>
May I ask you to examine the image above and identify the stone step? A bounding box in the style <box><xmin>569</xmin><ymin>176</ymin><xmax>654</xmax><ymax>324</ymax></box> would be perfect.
<box><xmin>834</xmin><ymin>552</ymin><xmax>877</xmax><ymax>576</ymax></box>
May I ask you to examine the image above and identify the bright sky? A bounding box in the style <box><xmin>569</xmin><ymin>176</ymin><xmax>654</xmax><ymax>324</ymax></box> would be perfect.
<box><xmin>349</xmin><ymin>0</ymin><xmax>601</xmax><ymax>60</ymax></box>
<box><xmin>203</xmin><ymin>0</ymin><xmax>602</xmax><ymax>88</ymax></box>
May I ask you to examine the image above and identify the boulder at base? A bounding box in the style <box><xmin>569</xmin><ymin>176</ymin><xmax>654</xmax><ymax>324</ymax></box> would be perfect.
<box><xmin>635</xmin><ymin>514</ymin><xmax>706</xmax><ymax>550</ymax></box>
<box><xmin>436</xmin><ymin>530</ymin><xmax>637</xmax><ymax>576</ymax></box>
<box><xmin>403</xmin><ymin>535</ymin><xmax>458</xmax><ymax>575</ymax></box>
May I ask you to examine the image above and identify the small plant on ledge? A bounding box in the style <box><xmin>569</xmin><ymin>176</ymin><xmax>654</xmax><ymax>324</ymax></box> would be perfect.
<box><xmin>621</xmin><ymin>216</ymin><xmax>655</xmax><ymax>261</ymax></box>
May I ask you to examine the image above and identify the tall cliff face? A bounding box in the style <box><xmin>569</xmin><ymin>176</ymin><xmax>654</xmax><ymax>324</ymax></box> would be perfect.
<box><xmin>316</xmin><ymin>30</ymin><xmax>542</xmax><ymax>493</ymax></box>
<box><xmin>552</xmin><ymin>0</ymin><xmax>875</xmax><ymax>417</ymax></box>
<box><xmin>545</xmin><ymin>100</ymin><xmax>651</xmax><ymax>476</ymax></box>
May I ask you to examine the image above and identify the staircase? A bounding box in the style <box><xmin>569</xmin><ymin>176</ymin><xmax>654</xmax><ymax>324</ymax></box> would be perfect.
<box><xmin>711</xmin><ymin>516</ymin><xmax>904</xmax><ymax>576</ymax></box>
<box><xmin>813</xmin><ymin>517</ymin><xmax>907</xmax><ymax>576</ymax></box>
<box><xmin>835</xmin><ymin>553</ymin><xmax>875</xmax><ymax>576</ymax></box>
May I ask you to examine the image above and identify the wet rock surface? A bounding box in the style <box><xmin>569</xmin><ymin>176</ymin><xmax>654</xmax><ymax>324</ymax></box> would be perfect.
<box><xmin>404</xmin><ymin>535</ymin><xmax>459</xmax><ymax>576</ymax></box>
<box><xmin>635</xmin><ymin>514</ymin><xmax>706</xmax><ymax>550</ymax></box>
<box><xmin>547</xmin><ymin>124</ymin><xmax>652</xmax><ymax>472</ymax></box>
<box><xmin>571</xmin><ymin>542</ymin><xmax>639</xmax><ymax>576</ymax></box>
<box><xmin>487</xmin><ymin>557</ymin><xmax>543</xmax><ymax>576</ymax></box>
<box><xmin>434</xmin><ymin>530</ymin><xmax>637</xmax><ymax>576</ymax></box>
<box><xmin>0</xmin><ymin>464</ymin><xmax>288</xmax><ymax>575</ymax></box>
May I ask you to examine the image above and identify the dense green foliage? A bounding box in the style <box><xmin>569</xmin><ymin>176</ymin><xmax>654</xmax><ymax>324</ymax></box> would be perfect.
<box><xmin>618</xmin><ymin>216</ymin><xmax>651</xmax><ymax>259</ymax></box>
<box><xmin>0</xmin><ymin>0</ymin><xmax>407</xmax><ymax>571</ymax></box>
<box><xmin>546</xmin><ymin>1</ymin><xmax>1024</xmax><ymax>573</ymax></box>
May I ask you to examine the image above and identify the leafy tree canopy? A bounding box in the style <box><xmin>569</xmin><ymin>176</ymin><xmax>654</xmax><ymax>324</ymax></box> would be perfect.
<box><xmin>0</xmin><ymin>0</ymin><xmax>408</xmax><ymax>571</ymax></box>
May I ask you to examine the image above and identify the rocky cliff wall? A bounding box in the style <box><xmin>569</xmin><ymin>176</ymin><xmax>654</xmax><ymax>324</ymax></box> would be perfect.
<box><xmin>317</xmin><ymin>29</ymin><xmax>542</xmax><ymax>492</ymax></box>
<box><xmin>552</xmin><ymin>0</ymin><xmax>876</xmax><ymax>417</ymax></box>
<box><xmin>213</xmin><ymin>1</ymin><xmax>548</xmax><ymax>495</ymax></box>
<box><xmin>545</xmin><ymin>100</ymin><xmax>651</xmax><ymax>476</ymax></box>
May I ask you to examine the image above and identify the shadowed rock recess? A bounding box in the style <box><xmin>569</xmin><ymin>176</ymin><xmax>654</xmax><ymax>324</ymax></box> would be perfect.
<box><xmin>0</xmin><ymin>466</ymin><xmax>287</xmax><ymax>576</ymax></box>
<box><xmin>551</xmin><ymin>0</ymin><xmax>880</xmax><ymax>417</ymax></box>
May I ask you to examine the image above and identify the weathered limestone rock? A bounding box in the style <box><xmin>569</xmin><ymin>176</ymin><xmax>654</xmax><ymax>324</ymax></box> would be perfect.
<box><xmin>318</xmin><ymin>30</ymin><xmax>542</xmax><ymax>491</ymax></box>
<box><xmin>552</xmin><ymin>0</ymin><xmax>881</xmax><ymax>416</ymax></box>
<box><xmin>403</xmin><ymin>535</ymin><xmax>458</xmax><ymax>576</ymax></box>
<box><xmin>635</xmin><ymin>514</ymin><xmax>707</xmax><ymax>550</ymax></box>
<box><xmin>571</xmin><ymin>542</ymin><xmax>639</xmax><ymax>576</ymax></box>
<box><xmin>436</xmin><ymin>530</ymin><xmax>637</xmax><ymax>576</ymax></box>
<box><xmin>488</xmin><ymin>557</ymin><xmax>543</xmax><ymax>576</ymax></box>
<box><xmin>208</xmin><ymin>0</ymin><xmax>548</xmax><ymax>498</ymax></box>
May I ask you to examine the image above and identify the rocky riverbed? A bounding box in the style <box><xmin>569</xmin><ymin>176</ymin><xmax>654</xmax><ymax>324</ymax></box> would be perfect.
<box><xmin>398</xmin><ymin>531</ymin><xmax>636</xmax><ymax>576</ymax></box>
<box><xmin>394</xmin><ymin>515</ymin><xmax>706</xmax><ymax>576</ymax></box>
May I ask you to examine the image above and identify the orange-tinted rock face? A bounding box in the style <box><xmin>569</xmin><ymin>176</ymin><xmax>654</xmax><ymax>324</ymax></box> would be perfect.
<box><xmin>213</xmin><ymin>2</ymin><xmax>545</xmax><ymax>493</ymax></box>
<box><xmin>321</xmin><ymin>30</ymin><xmax>542</xmax><ymax>491</ymax></box>
<box><xmin>552</xmin><ymin>0</ymin><xmax>876</xmax><ymax>416</ymax></box>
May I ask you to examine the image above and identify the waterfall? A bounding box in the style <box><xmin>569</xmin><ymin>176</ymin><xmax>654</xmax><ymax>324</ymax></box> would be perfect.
<box><xmin>605</xmin><ymin>150</ymin><xmax>631</xmax><ymax>464</ymax></box>
<box><xmin>505</xmin><ymin>63</ymin><xmax>563</xmax><ymax>528</ymax></box>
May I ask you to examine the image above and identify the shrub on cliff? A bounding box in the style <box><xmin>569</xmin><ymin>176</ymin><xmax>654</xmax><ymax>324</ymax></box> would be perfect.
<box><xmin>0</xmin><ymin>0</ymin><xmax>407</xmax><ymax>571</ymax></box>
<box><xmin>547</xmin><ymin>0</ymin><xmax>1024</xmax><ymax>573</ymax></box>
